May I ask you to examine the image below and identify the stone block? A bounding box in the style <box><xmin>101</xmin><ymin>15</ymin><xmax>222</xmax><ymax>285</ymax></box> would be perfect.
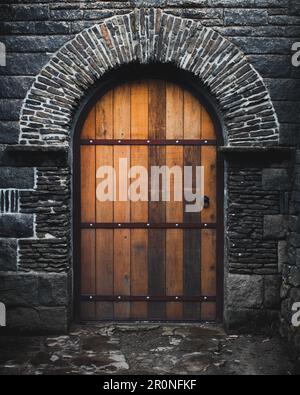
<box><xmin>0</xmin><ymin>214</ymin><xmax>34</xmax><ymax>238</ymax></box>
<box><xmin>6</xmin><ymin>306</ymin><xmax>68</xmax><ymax>333</ymax></box>
<box><xmin>262</xmin><ymin>169</ymin><xmax>290</xmax><ymax>191</ymax></box>
<box><xmin>0</xmin><ymin>239</ymin><xmax>17</xmax><ymax>271</ymax></box>
<box><xmin>226</xmin><ymin>274</ymin><xmax>264</xmax><ymax>309</ymax></box>
<box><xmin>38</xmin><ymin>274</ymin><xmax>69</xmax><ymax>306</ymax></box>
<box><xmin>264</xmin><ymin>215</ymin><xmax>288</xmax><ymax>239</ymax></box>
<box><xmin>264</xmin><ymin>275</ymin><xmax>281</xmax><ymax>309</ymax></box>
<box><xmin>0</xmin><ymin>273</ymin><xmax>39</xmax><ymax>306</ymax></box>
<box><xmin>0</xmin><ymin>167</ymin><xmax>34</xmax><ymax>189</ymax></box>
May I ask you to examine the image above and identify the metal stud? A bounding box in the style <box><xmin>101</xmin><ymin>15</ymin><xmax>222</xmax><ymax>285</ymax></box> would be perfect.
<box><xmin>89</xmin><ymin>296</ymin><xmax>93</xmax><ymax>300</ymax></box>
<box><xmin>118</xmin><ymin>223</ymin><xmax>122</xmax><ymax>227</ymax></box>
<box><xmin>89</xmin><ymin>139</ymin><xmax>93</xmax><ymax>144</ymax></box>
<box><xmin>118</xmin><ymin>140</ymin><xmax>122</xmax><ymax>144</ymax></box>
<box><xmin>176</xmin><ymin>224</ymin><xmax>179</xmax><ymax>227</ymax></box>
<box><xmin>90</xmin><ymin>223</ymin><xmax>93</xmax><ymax>227</ymax></box>
<box><xmin>176</xmin><ymin>140</ymin><xmax>179</xmax><ymax>144</ymax></box>
<box><xmin>204</xmin><ymin>296</ymin><xmax>208</xmax><ymax>301</ymax></box>
<box><xmin>147</xmin><ymin>223</ymin><xmax>150</xmax><ymax>227</ymax></box>
<box><xmin>147</xmin><ymin>140</ymin><xmax>150</xmax><ymax>144</ymax></box>
<box><xmin>118</xmin><ymin>296</ymin><xmax>122</xmax><ymax>300</ymax></box>
<box><xmin>146</xmin><ymin>296</ymin><xmax>150</xmax><ymax>300</ymax></box>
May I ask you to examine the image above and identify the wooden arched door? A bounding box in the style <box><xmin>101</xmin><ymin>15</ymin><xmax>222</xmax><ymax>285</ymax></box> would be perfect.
<box><xmin>78</xmin><ymin>79</ymin><xmax>222</xmax><ymax>322</ymax></box>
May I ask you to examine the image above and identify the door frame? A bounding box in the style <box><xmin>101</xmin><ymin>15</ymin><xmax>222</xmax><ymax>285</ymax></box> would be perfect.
<box><xmin>72</xmin><ymin>63</ymin><xmax>225</xmax><ymax>323</ymax></box>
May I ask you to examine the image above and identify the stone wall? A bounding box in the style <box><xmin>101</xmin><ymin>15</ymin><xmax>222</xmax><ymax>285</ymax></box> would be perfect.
<box><xmin>0</xmin><ymin>1</ymin><xmax>299</xmax><ymax>346</ymax></box>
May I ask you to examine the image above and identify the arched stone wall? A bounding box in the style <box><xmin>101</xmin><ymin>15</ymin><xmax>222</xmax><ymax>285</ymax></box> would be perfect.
<box><xmin>19</xmin><ymin>8</ymin><xmax>279</xmax><ymax>147</ymax></box>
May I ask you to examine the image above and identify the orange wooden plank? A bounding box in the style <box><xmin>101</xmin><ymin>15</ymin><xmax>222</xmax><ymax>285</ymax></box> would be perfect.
<box><xmin>114</xmin><ymin>83</ymin><xmax>131</xmax><ymax>139</ymax></box>
<box><xmin>201</xmin><ymin>106</ymin><xmax>216</xmax><ymax>140</ymax></box>
<box><xmin>81</xmin><ymin>229</ymin><xmax>96</xmax><ymax>320</ymax></box>
<box><xmin>166</xmin><ymin>229</ymin><xmax>183</xmax><ymax>320</ymax></box>
<box><xmin>96</xmin><ymin>146</ymin><xmax>114</xmax><ymax>223</ymax></box>
<box><xmin>96</xmin><ymin>91</ymin><xmax>113</xmax><ymax>139</ymax></box>
<box><xmin>81</xmin><ymin>145</ymin><xmax>95</xmax><ymax>223</ymax></box>
<box><xmin>96</xmin><ymin>229</ymin><xmax>114</xmax><ymax>320</ymax></box>
<box><xmin>201</xmin><ymin>146</ymin><xmax>217</xmax><ymax>223</ymax></box>
<box><xmin>114</xmin><ymin>229</ymin><xmax>131</xmax><ymax>319</ymax></box>
<box><xmin>149</xmin><ymin>80</ymin><xmax>166</xmax><ymax>139</ymax></box>
<box><xmin>184</xmin><ymin>90</ymin><xmax>201</xmax><ymax>139</ymax></box>
<box><xmin>130</xmin><ymin>146</ymin><xmax>148</xmax><ymax>222</ymax></box>
<box><xmin>131</xmin><ymin>81</ymin><xmax>149</xmax><ymax>139</ymax></box>
<box><xmin>166</xmin><ymin>82</ymin><xmax>183</xmax><ymax>139</ymax></box>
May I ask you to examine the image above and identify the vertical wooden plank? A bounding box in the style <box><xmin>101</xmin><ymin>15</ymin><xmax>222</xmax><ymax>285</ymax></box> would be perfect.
<box><xmin>201</xmin><ymin>146</ymin><xmax>217</xmax><ymax>224</ymax></box>
<box><xmin>201</xmin><ymin>106</ymin><xmax>215</xmax><ymax>140</ymax></box>
<box><xmin>114</xmin><ymin>83</ymin><xmax>131</xmax><ymax>139</ymax></box>
<box><xmin>201</xmin><ymin>229</ymin><xmax>217</xmax><ymax>321</ymax></box>
<box><xmin>113</xmin><ymin>83</ymin><xmax>131</xmax><ymax>319</ymax></box>
<box><xmin>184</xmin><ymin>90</ymin><xmax>201</xmax><ymax>140</ymax></box>
<box><xmin>130</xmin><ymin>81</ymin><xmax>149</xmax><ymax>317</ymax></box>
<box><xmin>166</xmin><ymin>82</ymin><xmax>183</xmax><ymax>139</ymax></box>
<box><xmin>81</xmin><ymin>107</ymin><xmax>96</xmax><ymax>139</ymax></box>
<box><xmin>149</xmin><ymin>80</ymin><xmax>166</xmax><ymax>139</ymax></box>
<box><xmin>81</xmin><ymin>229</ymin><xmax>96</xmax><ymax>320</ymax></box>
<box><xmin>96</xmin><ymin>147</ymin><xmax>114</xmax><ymax>319</ymax></box>
<box><xmin>166</xmin><ymin>83</ymin><xmax>184</xmax><ymax>319</ymax></box>
<box><xmin>96</xmin><ymin>91</ymin><xmax>113</xmax><ymax>139</ymax></box>
<box><xmin>131</xmin><ymin>229</ymin><xmax>148</xmax><ymax>319</ymax></box>
<box><xmin>131</xmin><ymin>81</ymin><xmax>149</xmax><ymax>139</ymax></box>
<box><xmin>81</xmin><ymin>146</ymin><xmax>96</xmax><ymax>223</ymax></box>
<box><xmin>166</xmin><ymin>230</ymin><xmax>183</xmax><ymax>320</ymax></box>
<box><xmin>114</xmin><ymin>229</ymin><xmax>130</xmax><ymax>319</ymax></box>
<box><xmin>80</xmin><ymin>105</ymin><xmax>96</xmax><ymax>320</ymax></box>
<box><xmin>183</xmin><ymin>229</ymin><xmax>201</xmax><ymax>320</ymax></box>
<box><xmin>148</xmin><ymin>80</ymin><xmax>166</xmax><ymax>319</ymax></box>
<box><xmin>96</xmin><ymin>229</ymin><xmax>114</xmax><ymax>319</ymax></box>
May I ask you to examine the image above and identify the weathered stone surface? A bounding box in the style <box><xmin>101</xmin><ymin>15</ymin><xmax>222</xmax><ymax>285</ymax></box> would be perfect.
<box><xmin>0</xmin><ymin>214</ymin><xmax>34</xmax><ymax>238</ymax></box>
<box><xmin>0</xmin><ymin>239</ymin><xmax>17</xmax><ymax>272</ymax></box>
<box><xmin>265</xmin><ymin>275</ymin><xmax>281</xmax><ymax>309</ymax></box>
<box><xmin>38</xmin><ymin>274</ymin><xmax>69</xmax><ymax>306</ymax></box>
<box><xmin>0</xmin><ymin>167</ymin><xmax>34</xmax><ymax>189</ymax></box>
<box><xmin>6</xmin><ymin>306</ymin><xmax>68</xmax><ymax>333</ymax></box>
<box><xmin>264</xmin><ymin>215</ymin><xmax>288</xmax><ymax>239</ymax></box>
<box><xmin>262</xmin><ymin>169</ymin><xmax>290</xmax><ymax>191</ymax></box>
<box><xmin>227</xmin><ymin>274</ymin><xmax>264</xmax><ymax>309</ymax></box>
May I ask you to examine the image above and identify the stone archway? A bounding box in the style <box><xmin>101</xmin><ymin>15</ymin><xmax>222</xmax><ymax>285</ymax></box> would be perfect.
<box><xmin>19</xmin><ymin>8</ymin><xmax>279</xmax><ymax>147</ymax></box>
<box><xmin>12</xmin><ymin>8</ymin><xmax>283</xmax><ymax>331</ymax></box>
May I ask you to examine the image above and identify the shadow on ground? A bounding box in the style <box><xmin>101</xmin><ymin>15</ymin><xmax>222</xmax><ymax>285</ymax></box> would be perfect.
<box><xmin>0</xmin><ymin>324</ymin><xmax>296</xmax><ymax>375</ymax></box>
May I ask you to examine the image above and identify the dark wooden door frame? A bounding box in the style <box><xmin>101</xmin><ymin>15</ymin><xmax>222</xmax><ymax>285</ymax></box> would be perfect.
<box><xmin>72</xmin><ymin>63</ymin><xmax>224</xmax><ymax>323</ymax></box>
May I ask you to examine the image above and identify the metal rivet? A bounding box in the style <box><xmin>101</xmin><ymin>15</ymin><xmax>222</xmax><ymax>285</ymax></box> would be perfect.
<box><xmin>176</xmin><ymin>224</ymin><xmax>179</xmax><ymax>227</ymax></box>
<box><xmin>118</xmin><ymin>140</ymin><xmax>122</xmax><ymax>143</ymax></box>
<box><xmin>90</xmin><ymin>223</ymin><xmax>93</xmax><ymax>227</ymax></box>
<box><xmin>176</xmin><ymin>140</ymin><xmax>179</xmax><ymax>144</ymax></box>
<box><xmin>118</xmin><ymin>224</ymin><xmax>122</xmax><ymax>227</ymax></box>
<box><xmin>146</xmin><ymin>296</ymin><xmax>150</xmax><ymax>300</ymax></box>
<box><xmin>89</xmin><ymin>296</ymin><xmax>93</xmax><ymax>300</ymax></box>
<box><xmin>175</xmin><ymin>296</ymin><xmax>179</xmax><ymax>300</ymax></box>
<box><xmin>204</xmin><ymin>296</ymin><xmax>208</xmax><ymax>301</ymax></box>
<box><xmin>147</xmin><ymin>140</ymin><xmax>150</xmax><ymax>144</ymax></box>
<box><xmin>118</xmin><ymin>296</ymin><xmax>121</xmax><ymax>300</ymax></box>
<box><xmin>205</xmin><ymin>140</ymin><xmax>208</xmax><ymax>144</ymax></box>
<box><xmin>89</xmin><ymin>140</ymin><xmax>93</xmax><ymax>144</ymax></box>
<box><xmin>204</xmin><ymin>224</ymin><xmax>208</xmax><ymax>227</ymax></box>
<box><xmin>147</xmin><ymin>223</ymin><xmax>150</xmax><ymax>227</ymax></box>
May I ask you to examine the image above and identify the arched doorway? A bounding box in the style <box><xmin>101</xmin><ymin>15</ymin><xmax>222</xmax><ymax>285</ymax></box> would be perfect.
<box><xmin>75</xmin><ymin>77</ymin><xmax>223</xmax><ymax>322</ymax></box>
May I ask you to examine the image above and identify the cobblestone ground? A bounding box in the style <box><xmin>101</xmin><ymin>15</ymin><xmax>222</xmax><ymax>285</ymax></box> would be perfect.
<box><xmin>0</xmin><ymin>324</ymin><xmax>297</xmax><ymax>375</ymax></box>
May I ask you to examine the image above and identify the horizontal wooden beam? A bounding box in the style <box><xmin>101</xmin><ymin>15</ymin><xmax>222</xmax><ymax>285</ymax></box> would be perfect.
<box><xmin>81</xmin><ymin>295</ymin><xmax>216</xmax><ymax>302</ymax></box>
<box><xmin>81</xmin><ymin>223</ymin><xmax>217</xmax><ymax>229</ymax></box>
<box><xmin>80</xmin><ymin>139</ymin><xmax>217</xmax><ymax>146</ymax></box>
